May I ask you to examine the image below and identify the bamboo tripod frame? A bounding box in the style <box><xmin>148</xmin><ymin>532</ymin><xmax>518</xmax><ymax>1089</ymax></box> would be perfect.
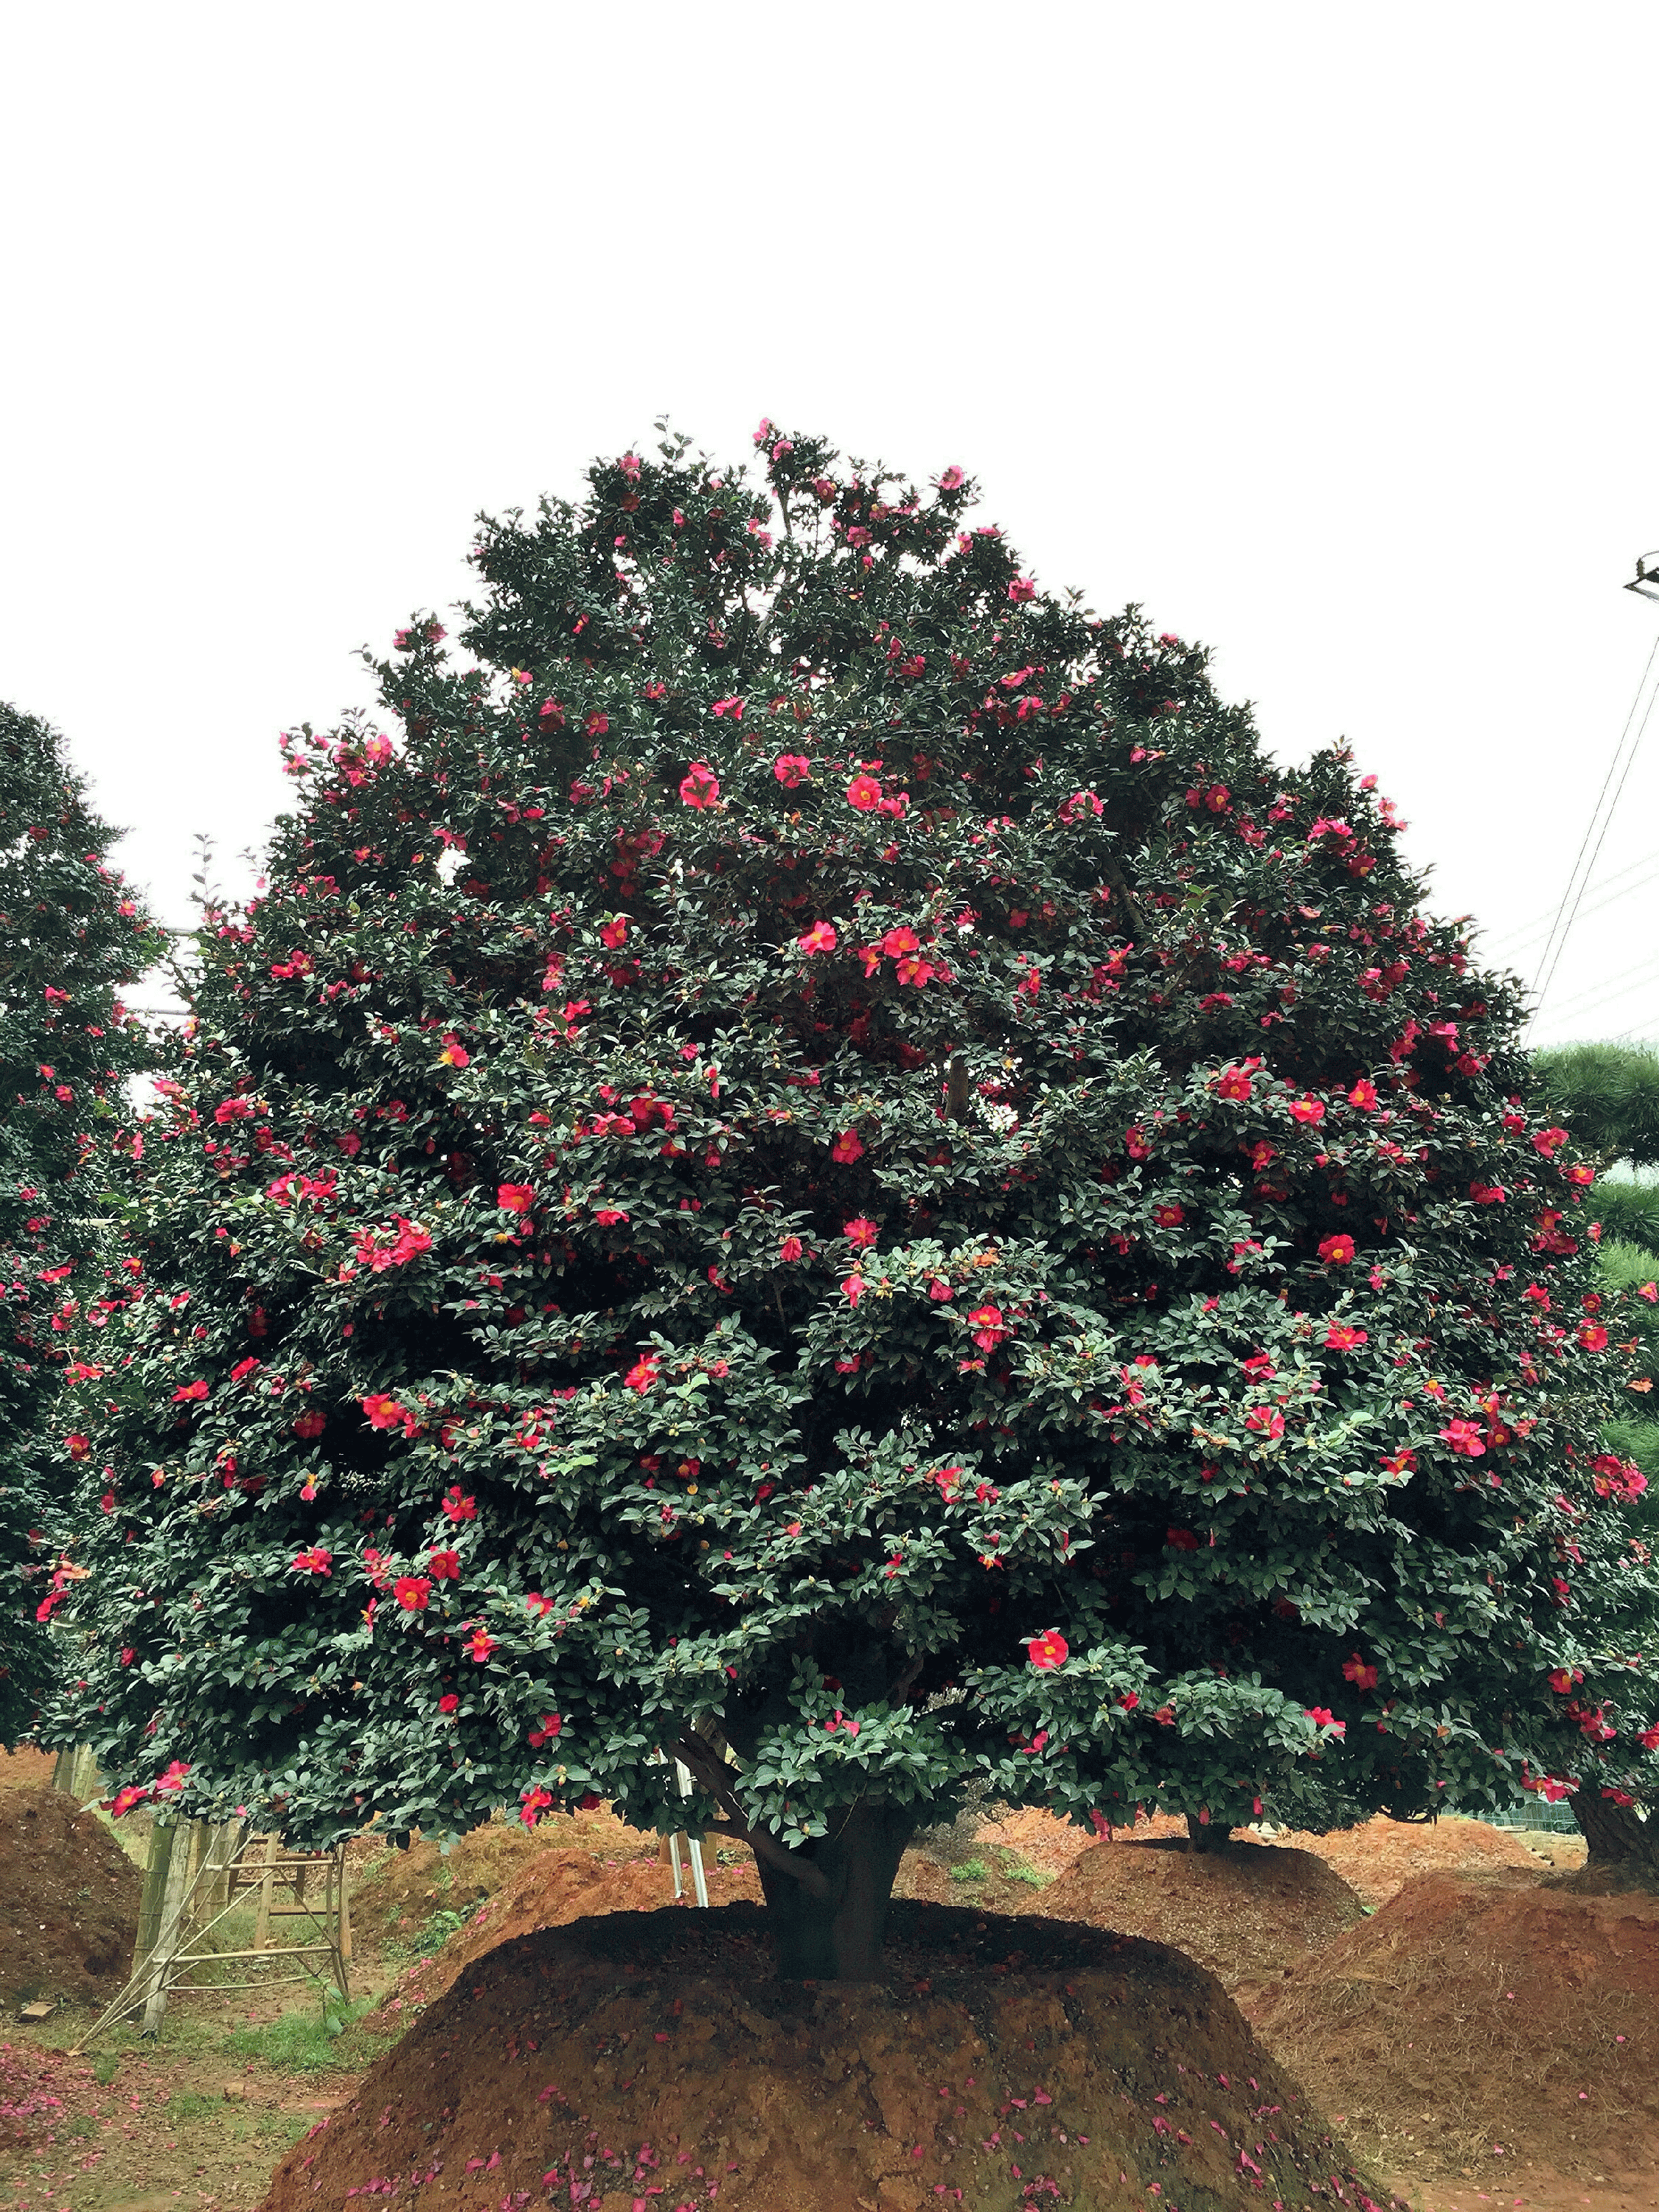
<box><xmin>72</xmin><ymin>1824</ymin><xmax>350</xmax><ymax>2053</ymax></box>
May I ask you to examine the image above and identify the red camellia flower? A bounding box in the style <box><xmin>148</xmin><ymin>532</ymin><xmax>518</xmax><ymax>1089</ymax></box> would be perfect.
<box><xmin>1026</xmin><ymin>1630</ymin><xmax>1068</xmax><ymax>1669</ymax></box>
<box><xmin>442</xmin><ymin>1486</ymin><xmax>477</xmax><ymax>1521</ymax></box>
<box><xmin>362</xmin><ymin>1394</ymin><xmax>415</xmax><ymax>1434</ymax></box>
<box><xmin>64</xmin><ymin>1433</ymin><xmax>90</xmax><ymax>1459</ymax></box>
<box><xmin>394</xmin><ymin>1576</ymin><xmax>432</xmax><ymax>1611</ymax></box>
<box><xmin>438</xmin><ymin>1692</ymin><xmax>459</xmax><ymax>1714</ymax></box>
<box><xmin>797</xmin><ymin>921</ymin><xmax>838</xmax><ymax>953</ymax></box>
<box><xmin>292</xmin><ymin>1546</ymin><xmax>333</xmax><ymax>1576</ymax></box>
<box><xmin>1348</xmin><ymin>1078</ymin><xmax>1379</xmax><ymax>1110</ymax></box>
<box><xmin>1531</xmin><ymin>1127</ymin><xmax>1571</xmax><ymax>1158</ymax></box>
<box><xmin>599</xmin><ymin>916</ymin><xmax>628</xmax><ymax>949</ymax></box>
<box><xmin>846</xmin><ymin>774</ymin><xmax>883</xmax><ymax>812</ymax></box>
<box><xmin>1288</xmin><ymin>1097</ymin><xmax>1326</xmax><ymax>1125</ymax></box>
<box><xmin>1166</xmin><ymin>1526</ymin><xmax>1201</xmax><ymax>1551</ymax></box>
<box><xmin>1213</xmin><ymin>1068</ymin><xmax>1253</xmax><ymax>1102</ymax></box>
<box><xmin>293</xmin><ymin>1410</ymin><xmax>327</xmax><ymax>1439</ymax></box>
<box><xmin>464</xmin><ymin>1626</ymin><xmax>497</xmax><ymax>1663</ymax></box>
<box><xmin>1325</xmin><ymin>1324</ymin><xmax>1368</xmax><ymax>1350</ymax></box>
<box><xmin>1579</xmin><ymin>1324</ymin><xmax>1609</xmax><ymax>1350</ymax></box>
<box><xmin>679</xmin><ymin>761</ymin><xmax>720</xmax><ymax>808</ymax></box>
<box><xmin>1470</xmin><ymin>1182</ymin><xmax>1506</xmax><ymax>1205</ymax></box>
<box><xmin>428</xmin><ymin>1548</ymin><xmax>460</xmax><ymax>1579</ymax></box>
<box><xmin>773</xmin><ymin>753</ymin><xmax>811</xmax><ymax>785</ymax></box>
<box><xmin>1439</xmin><ymin>1418</ymin><xmax>1486</xmax><ymax>1457</ymax></box>
<box><xmin>1305</xmin><ymin>1707</ymin><xmax>1346</xmax><ymax>1736</ymax></box>
<box><xmin>779</xmin><ymin>1234</ymin><xmax>803</xmax><ymax>1262</ymax></box>
<box><xmin>1152</xmin><ymin>1202</ymin><xmax>1185</xmax><ymax>1228</ymax></box>
<box><xmin>1124</xmin><ymin>1126</ymin><xmax>1152</xmax><ymax>1161</ymax></box>
<box><xmin>624</xmin><ymin>1354</ymin><xmax>660</xmax><ymax>1393</ymax></box>
<box><xmin>171</xmin><ymin>1380</ymin><xmax>209</xmax><ymax>1402</ymax></box>
<box><xmin>497</xmin><ymin>1183</ymin><xmax>535</xmax><ymax>1212</ymax></box>
<box><xmin>1245</xmin><ymin>1407</ymin><xmax>1285</xmax><ymax>1439</ymax></box>
<box><xmin>1341</xmin><ymin>1652</ymin><xmax>1379</xmax><ymax>1690</ymax></box>
<box><xmin>520</xmin><ymin>1784</ymin><xmax>554</xmax><ymax>1827</ymax></box>
<box><xmin>1318</xmin><ymin>1233</ymin><xmax>1356</xmax><ymax>1265</ymax></box>
<box><xmin>844</xmin><ymin>1217</ymin><xmax>879</xmax><ymax>1248</ymax></box>
<box><xmin>527</xmin><ymin>1711</ymin><xmax>563</xmax><ymax>1747</ymax></box>
<box><xmin>830</xmin><ymin>1129</ymin><xmax>865</xmax><ymax>1164</ymax></box>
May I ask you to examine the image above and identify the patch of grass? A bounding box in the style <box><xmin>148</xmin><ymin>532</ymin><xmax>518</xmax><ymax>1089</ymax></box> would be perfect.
<box><xmin>91</xmin><ymin>2052</ymin><xmax>119</xmax><ymax>2085</ymax></box>
<box><xmin>220</xmin><ymin>1993</ymin><xmax>388</xmax><ymax>2073</ymax></box>
<box><xmin>995</xmin><ymin>1851</ymin><xmax>1053</xmax><ymax>1888</ymax></box>
<box><xmin>383</xmin><ymin>1905</ymin><xmax>467</xmax><ymax>1962</ymax></box>
<box><xmin>950</xmin><ymin>1857</ymin><xmax>991</xmax><ymax>1883</ymax></box>
<box><xmin>166</xmin><ymin>2090</ymin><xmax>228</xmax><ymax>2121</ymax></box>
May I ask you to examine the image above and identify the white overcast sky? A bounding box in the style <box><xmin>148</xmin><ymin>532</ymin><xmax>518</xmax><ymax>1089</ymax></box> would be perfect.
<box><xmin>4</xmin><ymin>3</ymin><xmax>1658</xmax><ymax>1048</ymax></box>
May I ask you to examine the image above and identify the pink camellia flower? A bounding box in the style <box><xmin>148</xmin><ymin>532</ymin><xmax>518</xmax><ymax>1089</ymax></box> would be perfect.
<box><xmin>153</xmin><ymin>1761</ymin><xmax>191</xmax><ymax>1795</ymax></box>
<box><xmin>679</xmin><ymin>761</ymin><xmax>720</xmax><ymax>809</ymax></box>
<box><xmin>1579</xmin><ymin>1324</ymin><xmax>1609</xmax><ymax>1350</ymax></box>
<box><xmin>1305</xmin><ymin>1708</ymin><xmax>1346</xmax><ymax>1736</ymax></box>
<box><xmin>967</xmin><ymin>1304</ymin><xmax>1007</xmax><ymax>1350</ymax></box>
<box><xmin>1124</xmin><ymin>1126</ymin><xmax>1152</xmax><ymax>1161</ymax></box>
<box><xmin>846</xmin><ymin>773</ymin><xmax>883</xmax><ymax>812</ymax></box>
<box><xmin>844</xmin><ymin>1217</ymin><xmax>879</xmax><ymax>1249</ymax></box>
<box><xmin>1026</xmin><ymin>1629</ymin><xmax>1068</xmax><ymax>1669</ymax></box>
<box><xmin>712</xmin><ymin>696</ymin><xmax>745</xmax><ymax>720</ymax></box>
<box><xmin>895</xmin><ymin>956</ymin><xmax>935</xmax><ymax>987</ymax></box>
<box><xmin>779</xmin><ymin>1234</ymin><xmax>803</xmax><ymax>1262</ymax></box>
<box><xmin>830</xmin><ymin>1129</ymin><xmax>865</xmax><ymax>1164</ymax></box>
<box><xmin>1349</xmin><ymin>1078</ymin><xmax>1380</xmax><ymax>1110</ymax></box>
<box><xmin>1318</xmin><ymin>1233</ymin><xmax>1356</xmax><ymax>1265</ymax></box>
<box><xmin>464</xmin><ymin>1626</ymin><xmax>497</xmax><ymax>1663</ymax></box>
<box><xmin>1532</xmin><ymin>1126</ymin><xmax>1571</xmax><ymax>1158</ymax></box>
<box><xmin>1324</xmin><ymin>1324</ymin><xmax>1368</xmax><ymax>1350</ymax></box>
<box><xmin>519</xmin><ymin>1785</ymin><xmax>554</xmax><ymax>1827</ymax></box>
<box><xmin>1008</xmin><ymin>576</ymin><xmax>1037</xmax><ymax>602</ymax></box>
<box><xmin>624</xmin><ymin>1353</ymin><xmax>660</xmax><ymax>1393</ymax></box>
<box><xmin>881</xmin><ymin>925</ymin><xmax>919</xmax><ymax>957</ymax></box>
<box><xmin>497</xmin><ymin>1184</ymin><xmax>535</xmax><ymax>1212</ymax></box>
<box><xmin>172</xmin><ymin>1380</ymin><xmax>209</xmax><ymax>1402</ymax></box>
<box><xmin>599</xmin><ymin>916</ymin><xmax>628</xmax><ymax>949</ymax></box>
<box><xmin>362</xmin><ymin>1394</ymin><xmax>413</xmax><ymax>1433</ymax></box>
<box><xmin>292</xmin><ymin>1546</ymin><xmax>333</xmax><ymax>1576</ymax></box>
<box><xmin>594</xmin><ymin>1208</ymin><xmax>629</xmax><ymax>1227</ymax></box>
<box><xmin>110</xmin><ymin>1784</ymin><xmax>150</xmax><ymax>1818</ymax></box>
<box><xmin>938</xmin><ymin>466</ymin><xmax>965</xmax><ymax>490</ymax></box>
<box><xmin>773</xmin><ymin>753</ymin><xmax>811</xmax><ymax>786</ymax></box>
<box><xmin>1288</xmin><ymin>1097</ymin><xmax>1326</xmax><ymax>1126</ymax></box>
<box><xmin>394</xmin><ymin>1576</ymin><xmax>432</xmax><ymax>1612</ymax></box>
<box><xmin>841</xmin><ymin>1273</ymin><xmax>865</xmax><ymax>1307</ymax></box>
<box><xmin>797</xmin><ymin>921</ymin><xmax>838</xmax><ymax>954</ymax></box>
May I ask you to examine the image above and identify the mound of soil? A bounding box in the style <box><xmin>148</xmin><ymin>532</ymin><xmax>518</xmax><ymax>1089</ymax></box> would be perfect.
<box><xmin>260</xmin><ymin>1902</ymin><xmax>1377</xmax><ymax>2212</ymax></box>
<box><xmin>1272</xmin><ymin>1818</ymin><xmax>1579</xmax><ymax>1909</ymax></box>
<box><xmin>0</xmin><ymin>1785</ymin><xmax>140</xmax><ymax>2006</ymax></box>
<box><xmin>0</xmin><ymin>1747</ymin><xmax>55</xmax><ymax>1792</ymax></box>
<box><xmin>362</xmin><ymin>1843</ymin><xmax>762</xmax><ymax>2029</ymax></box>
<box><xmin>1245</xmin><ymin>1870</ymin><xmax>1659</xmax><ymax>2185</ymax></box>
<box><xmin>1038</xmin><ymin>1836</ymin><xmax>1366</xmax><ymax>1997</ymax></box>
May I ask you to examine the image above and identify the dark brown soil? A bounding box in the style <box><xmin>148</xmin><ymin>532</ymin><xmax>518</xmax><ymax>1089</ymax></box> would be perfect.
<box><xmin>1245</xmin><ymin>1870</ymin><xmax>1659</xmax><ymax>2185</ymax></box>
<box><xmin>257</xmin><ymin>1902</ymin><xmax>1380</xmax><ymax>2212</ymax></box>
<box><xmin>0</xmin><ymin>1786</ymin><xmax>140</xmax><ymax>2006</ymax></box>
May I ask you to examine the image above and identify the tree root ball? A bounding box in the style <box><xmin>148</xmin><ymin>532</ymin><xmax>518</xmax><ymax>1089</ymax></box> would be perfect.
<box><xmin>258</xmin><ymin>1902</ymin><xmax>1381</xmax><ymax>2212</ymax></box>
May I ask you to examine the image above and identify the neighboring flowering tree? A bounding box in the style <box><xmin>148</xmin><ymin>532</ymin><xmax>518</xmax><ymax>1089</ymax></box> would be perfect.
<box><xmin>0</xmin><ymin>704</ymin><xmax>162</xmax><ymax>1744</ymax></box>
<box><xmin>46</xmin><ymin>428</ymin><xmax>1659</xmax><ymax>1973</ymax></box>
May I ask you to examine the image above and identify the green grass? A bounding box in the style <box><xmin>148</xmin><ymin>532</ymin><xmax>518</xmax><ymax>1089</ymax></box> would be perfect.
<box><xmin>950</xmin><ymin>1857</ymin><xmax>991</xmax><ymax>1883</ymax></box>
<box><xmin>995</xmin><ymin>1850</ymin><xmax>1053</xmax><ymax>1888</ymax></box>
<box><xmin>220</xmin><ymin>1994</ymin><xmax>390</xmax><ymax>2073</ymax></box>
<box><xmin>383</xmin><ymin>1905</ymin><xmax>468</xmax><ymax>1961</ymax></box>
<box><xmin>166</xmin><ymin>2090</ymin><xmax>229</xmax><ymax>2121</ymax></box>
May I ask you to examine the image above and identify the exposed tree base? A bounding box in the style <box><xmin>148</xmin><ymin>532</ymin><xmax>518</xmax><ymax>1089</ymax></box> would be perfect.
<box><xmin>1185</xmin><ymin>1816</ymin><xmax>1236</xmax><ymax>1854</ymax></box>
<box><xmin>751</xmin><ymin>1799</ymin><xmax>916</xmax><ymax>1979</ymax></box>
<box><xmin>1569</xmin><ymin>1792</ymin><xmax>1659</xmax><ymax>1889</ymax></box>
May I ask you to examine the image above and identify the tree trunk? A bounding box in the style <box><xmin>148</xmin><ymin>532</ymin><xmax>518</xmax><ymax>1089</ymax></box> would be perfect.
<box><xmin>1571</xmin><ymin>1792</ymin><xmax>1659</xmax><ymax>1885</ymax></box>
<box><xmin>1186</xmin><ymin>1815</ymin><xmax>1234</xmax><ymax>1854</ymax></box>
<box><xmin>751</xmin><ymin>1800</ymin><xmax>915</xmax><ymax>1980</ymax></box>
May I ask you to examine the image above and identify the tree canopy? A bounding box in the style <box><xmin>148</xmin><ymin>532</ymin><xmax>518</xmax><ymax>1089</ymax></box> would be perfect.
<box><xmin>0</xmin><ymin>702</ymin><xmax>161</xmax><ymax>1745</ymax></box>
<box><xmin>46</xmin><ymin>427</ymin><xmax>1659</xmax><ymax>1969</ymax></box>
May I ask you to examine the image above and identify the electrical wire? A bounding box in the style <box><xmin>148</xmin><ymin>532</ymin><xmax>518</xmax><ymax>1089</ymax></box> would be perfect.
<box><xmin>1481</xmin><ymin>844</ymin><xmax>1659</xmax><ymax>958</ymax></box>
<box><xmin>1528</xmin><ymin>632</ymin><xmax>1659</xmax><ymax>1034</ymax></box>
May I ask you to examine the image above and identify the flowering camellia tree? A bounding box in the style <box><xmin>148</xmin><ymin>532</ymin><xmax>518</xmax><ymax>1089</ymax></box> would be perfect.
<box><xmin>0</xmin><ymin>703</ymin><xmax>161</xmax><ymax>1745</ymax></box>
<box><xmin>48</xmin><ymin>428</ymin><xmax>1659</xmax><ymax>1972</ymax></box>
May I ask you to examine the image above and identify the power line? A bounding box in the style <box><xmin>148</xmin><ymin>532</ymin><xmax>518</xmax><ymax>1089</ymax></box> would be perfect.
<box><xmin>1528</xmin><ymin>633</ymin><xmax>1659</xmax><ymax>1035</ymax></box>
<box><xmin>1481</xmin><ymin>844</ymin><xmax>1659</xmax><ymax>957</ymax></box>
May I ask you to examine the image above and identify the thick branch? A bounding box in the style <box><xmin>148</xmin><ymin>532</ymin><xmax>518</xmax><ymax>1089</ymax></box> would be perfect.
<box><xmin>672</xmin><ymin>1734</ymin><xmax>831</xmax><ymax>1897</ymax></box>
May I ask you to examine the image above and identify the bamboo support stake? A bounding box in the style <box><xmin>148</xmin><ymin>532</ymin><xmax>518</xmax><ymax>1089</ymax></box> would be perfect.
<box><xmin>139</xmin><ymin>1823</ymin><xmax>194</xmax><ymax>2035</ymax></box>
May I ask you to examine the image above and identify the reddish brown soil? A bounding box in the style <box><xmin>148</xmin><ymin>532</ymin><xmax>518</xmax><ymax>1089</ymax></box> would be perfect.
<box><xmin>1245</xmin><ymin>1870</ymin><xmax>1659</xmax><ymax>2188</ymax></box>
<box><xmin>1040</xmin><ymin>1835</ymin><xmax>1367</xmax><ymax>1997</ymax></box>
<box><xmin>0</xmin><ymin>1786</ymin><xmax>140</xmax><ymax>2007</ymax></box>
<box><xmin>0</xmin><ymin>1747</ymin><xmax>55</xmax><ymax>1792</ymax></box>
<box><xmin>361</xmin><ymin>1843</ymin><xmax>762</xmax><ymax>2030</ymax></box>
<box><xmin>259</xmin><ymin>1901</ymin><xmax>1378</xmax><ymax>2212</ymax></box>
<box><xmin>1273</xmin><ymin>1818</ymin><xmax>1582</xmax><ymax>1909</ymax></box>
